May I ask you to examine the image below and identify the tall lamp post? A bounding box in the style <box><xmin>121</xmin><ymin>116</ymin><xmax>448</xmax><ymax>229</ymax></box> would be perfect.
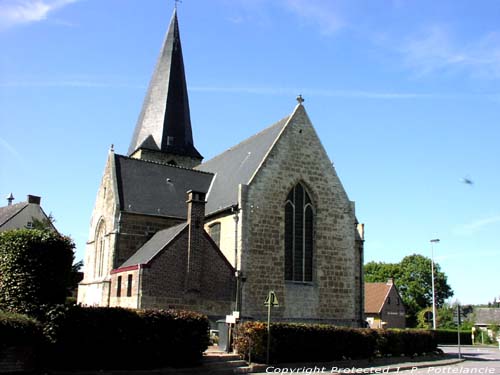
<box><xmin>430</xmin><ymin>239</ymin><xmax>440</xmax><ymax>330</ymax></box>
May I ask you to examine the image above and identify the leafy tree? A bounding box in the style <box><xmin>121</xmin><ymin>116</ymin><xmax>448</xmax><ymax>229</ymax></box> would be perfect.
<box><xmin>0</xmin><ymin>229</ymin><xmax>75</xmax><ymax>316</ymax></box>
<box><xmin>31</xmin><ymin>213</ymin><xmax>56</xmax><ymax>231</ymax></box>
<box><xmin>365</xmin><ymin>254</ymin><xmax>454</xmax><ymax>327</ymax></box>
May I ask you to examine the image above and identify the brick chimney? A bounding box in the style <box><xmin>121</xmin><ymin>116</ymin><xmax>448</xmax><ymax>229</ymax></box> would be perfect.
<box><xmin>185</xmin><ymin>190</ymin><xmax>206</xmax><ymax>293</ymax></box>
<box><xmin>27</xmin><ymin>195</ymin><xmax>41</xmax><ymax>205</ymax></box>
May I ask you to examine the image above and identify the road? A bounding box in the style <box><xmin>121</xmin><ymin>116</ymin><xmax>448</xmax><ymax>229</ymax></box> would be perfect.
<box><xmin>401</xmin><ymin>346</ymin><xmax>500</xmax><ymax>374</ymax></box>
<box><xmin>255</xmin><ymin>345</ymin><xmax>500</xmax><ymax>375</ymax></box>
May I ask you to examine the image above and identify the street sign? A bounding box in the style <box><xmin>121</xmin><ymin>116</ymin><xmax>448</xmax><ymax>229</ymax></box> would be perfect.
<box><xmin>264</xmin><ymin>290</ymin><xmax>279</xmax><ymax>307</ymax></box>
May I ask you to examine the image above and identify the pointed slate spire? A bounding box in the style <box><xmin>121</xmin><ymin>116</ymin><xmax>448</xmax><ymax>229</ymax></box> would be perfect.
<box><xmin>128</xmin><ymin>9</ymin><xmax>202</xmax><ymax>161</ymax></box>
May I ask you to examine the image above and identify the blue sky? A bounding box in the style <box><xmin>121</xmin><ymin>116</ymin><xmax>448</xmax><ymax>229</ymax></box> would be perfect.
<box><xmin>1</xmin><ymin>0</ymin><xmax>499</xmax><ymax>305</ymax></box>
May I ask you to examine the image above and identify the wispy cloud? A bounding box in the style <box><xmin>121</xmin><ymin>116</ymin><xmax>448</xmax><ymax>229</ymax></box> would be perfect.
<box><xmin>281</xmin><ymin>0</ymin><xmax>345</xmax><ymax>35</ymax></box>
<box><xmin>0</xmin><ymin>0</ymin><xmax>78</xmax><ymax>29</ymax></box>
<box><xmin>0</xmin><ymin>137</ymin><xmax>22</xmax><ymax>161</ymax></box>
<box><xmin>400</xmin><ymin>26</ymin><xmax>500</xmax><ymax>79</ymax></box>
<box><xmin>191</xmin><ymin>85</ymin><xmax>447</xmax><ymax>99</ymax></box>
<box><xmin>0</xmin><ymin>79</ymin><xmax>144</xmax><ymax>89</ymax></box>
<box><xmin>453</xmin><ymin>215</ymin><xmax>500</xmax><ymax>236</ymax></box>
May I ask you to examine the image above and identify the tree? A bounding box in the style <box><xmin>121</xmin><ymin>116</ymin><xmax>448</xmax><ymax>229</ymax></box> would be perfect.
<box><xmin>365</xmin><ymin>254</ymin><xmax>454</xmax><ymax>327</ymax></box>
<box><xmin>0</xmin><ymin>229</ymin><xmax>75</xmax><ymax>316</ymax></box>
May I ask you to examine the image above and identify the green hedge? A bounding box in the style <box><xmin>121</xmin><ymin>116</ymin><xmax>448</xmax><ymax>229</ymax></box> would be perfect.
<box><xmin>235</xmin><ymin>322</ymin><xmax>437</xmax><ymax>363</ymax></box>
<box><xmin>0</xmin><ymin>310</ymin><xmax>43</xmax><ymax>349</ymax></box>
<box><xmin>435</xmin><ymin>329</ymin><xmax>472</xmax><ymax>345</ymax></box>
<box><xmin>43</xmin><ymin>305</ymin><xmax>210</xmax><ymax>370</ymax></box>
<box><xmin>0</xmin><ymin>229</ymin><xmax>74</xmax><ymax>316</ymax></box>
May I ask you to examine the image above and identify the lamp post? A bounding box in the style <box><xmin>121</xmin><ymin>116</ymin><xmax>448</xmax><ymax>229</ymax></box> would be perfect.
<box><xmin>430</xmin><ymin>239</ymin><xmax>440</xmax><ymax>330</ymax></box>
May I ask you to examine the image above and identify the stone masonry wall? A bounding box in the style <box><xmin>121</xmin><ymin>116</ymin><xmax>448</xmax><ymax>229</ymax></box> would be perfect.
<box><xmin>78</xmin><ymin>151</ymin><xmax>119</xmax><ymax>306</ymax></box>
<box><xmin>241</xmin><ymin>105</ymin><xmax>363</xmax><ymax>326</ymax></box>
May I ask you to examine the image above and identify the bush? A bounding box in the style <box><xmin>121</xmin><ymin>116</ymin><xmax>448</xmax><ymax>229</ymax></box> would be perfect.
<box><xmin>0</xmin><ymin>310</ymin><xmax>43</xmax><ymax>349</ymax></box>
<box><xmin>235</xmin><ymin>322</ymin><xmax>437</xmax><ymax>363</ymax></box>
<box><xmin>436</xmin><ymin>329</ymin><xmax>472</xmax><ymax>345</ymax></box>
<box><xmin>0</xmin><ymin>229</ymin><xmax>74</xmax><ymax>316</ymax></box>
<box><xmin>43</xmin><ymin>305</ymin><xmax>209</xmax><ymax>370</ymax></box>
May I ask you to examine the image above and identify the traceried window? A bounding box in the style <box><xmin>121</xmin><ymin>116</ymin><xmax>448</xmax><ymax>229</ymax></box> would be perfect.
<box><xmin>284</xmin><ymin>183</ymin><xmax>314</xmax><ymax>282</ymax></box>
<box><xmin>94</xmin><ymin>220</ymin><xmax>106</xmax><ymax>278</ymax></box>
<box><xmin>208</xmin><ymin>222</ymin><xmax>221</xmax><ymax>248</ymax></box>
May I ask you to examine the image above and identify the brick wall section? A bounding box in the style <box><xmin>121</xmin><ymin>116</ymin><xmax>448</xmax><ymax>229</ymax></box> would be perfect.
<box><xmin>109</xmin><ymin>268</ymin><xmax>140</xmax><ymax>308</ymax></box>
<box><xmin>115</xmin><ymin>212</ymin><xmax>183</xmax><ymax>267</ymax></box>
<box><xmin>139</xmin><ymin>228</ymin><xmax>235</xmax><ymax>317</ymax></box>
<box><xmin>240</xmin><ymin>105</ymin><xmax>364</xmax><ymax>326</ymax></box>
<box><xmin>185</xmin><ymin>191</ymin><xmax>205</xmax><ymax>292</ymax></box>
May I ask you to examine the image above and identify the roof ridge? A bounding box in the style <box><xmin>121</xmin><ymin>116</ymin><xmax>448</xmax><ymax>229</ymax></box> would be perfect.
<box><xmin>0</xmin><ymin>202</ymin><xmax>29</xmax><ymax>226</ymax></box>
<box><xmin>199</xmin><ymin>115</ymin><xmax>290</xmax><ymax>165</ymax></box>
<box><xmin>115</xmin><ymin>153</ymin><xmax>213</xmax><ymax>175</ymax></box>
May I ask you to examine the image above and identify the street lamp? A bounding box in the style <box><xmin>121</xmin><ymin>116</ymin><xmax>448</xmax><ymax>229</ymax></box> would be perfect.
<box><xmin>430</xmin><ymin>239</ymin><xmax>440</xmax><ymax>330</ymax></box>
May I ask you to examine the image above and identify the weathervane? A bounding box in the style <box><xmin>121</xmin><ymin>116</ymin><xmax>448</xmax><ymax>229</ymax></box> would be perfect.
<box><xmin>174</xmin><ymin>0</ymin><xmax>182</xmax><ymax>9</ymax></box>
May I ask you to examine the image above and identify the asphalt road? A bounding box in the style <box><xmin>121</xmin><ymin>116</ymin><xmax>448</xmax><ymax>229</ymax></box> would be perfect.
<box><xmin>401</xmin><ymin>346</ymin><xmax>500</xmax><ymax>375</ymax></box>
<box><xmin>255</xmin><ymin>345</ymin><xmax>500</xmax><ymax>375</ymax></box>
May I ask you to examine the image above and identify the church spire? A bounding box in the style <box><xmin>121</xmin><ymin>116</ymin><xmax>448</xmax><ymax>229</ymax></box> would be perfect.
<box><xmin>128</xmin><ymin>8</ymin><xmax>203</xmax><ymax>166</ymax></box>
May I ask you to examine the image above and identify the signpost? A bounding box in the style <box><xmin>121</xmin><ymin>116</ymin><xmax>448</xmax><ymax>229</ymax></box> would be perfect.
<box><xmin>454</xmin><ymin>304</ymin><xmax>462</xmax><ymax>359</ymax></box>
<box><xmin>264</xmin><ymin>290</ymin><xmax>279</xmax><ymax>364</ymax></box>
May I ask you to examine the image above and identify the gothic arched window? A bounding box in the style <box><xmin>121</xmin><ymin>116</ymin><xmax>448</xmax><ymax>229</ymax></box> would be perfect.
<box><xmin>284</xmin><ymin>183</ymin><xmax>314</xmax><ymax>282</ymax></box>
<box><xmin>94</xmin><ymin>220</ymin><xmax>106</xmax><ymax>278</ymax></box>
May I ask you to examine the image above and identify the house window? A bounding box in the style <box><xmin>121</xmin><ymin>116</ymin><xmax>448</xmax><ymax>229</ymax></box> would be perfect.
<box><xmin>397</xmin><ymin>297</ymin><xmax>400</xmax><ymax>306</ymax></box>
<box><xmin>387</xmin><ymin>297</ymin><xmax>391</xmax><ymax>305</ymax></box>
<box><xmin>208</xmin><ymin>222</ymin><xmax>221</xmax><ymax>248</ymax></box>
<box><xmin>284</xmin><ymin>182</ymin><xmax>314</xmax><ymax>282</ymax></box>
<box><xmin>127</xmin><ymin>274</ymin><xmax>133</xmax><ymax>297</ymax></box>
<box><xmin>117</xmin><ymin>276</ymin><xmax>122</xmax><ymax>298</ymax></box>
<box><xmin>26</xmin><ymin>221</ymin><xmax>33</xmax><ymax>229</ymax></box>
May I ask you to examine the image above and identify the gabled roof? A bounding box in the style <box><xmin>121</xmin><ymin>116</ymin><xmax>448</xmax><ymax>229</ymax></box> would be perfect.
<box><xmin>196</xmin><ymin>115</ymin><xmax>290</xmax><ymax>215</ymax></box>
<box><xmin>128</xmin><ymin>9</ymin><xmax>202</xmax><ymax>160</ymax></box>
<box><xmin>365</xmin><ymin>282</ymin><xmax>392</xmax><ymax>314</ymax></box>
<box><xmin>0</xmin><ymin>202</ymin><xmax>28</xmax><ymax>226</ymax></box>
<box><xmin>475</xmin><ymin>308</ymin><xmax>500</xmax><ymax>325</ymax></box>
<box><xmin>119</xmin><ymin>222</ymin><xmax>188</xmax><ymax>268</ymax></box>
<box><xmin>114</xmin><ymin>154</ymin><xmax>213</xmax><ymax>218</ymax></box>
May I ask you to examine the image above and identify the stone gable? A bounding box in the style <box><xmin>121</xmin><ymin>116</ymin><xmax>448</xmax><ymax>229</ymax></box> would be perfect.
<box><xmin>240</xmin><ymin>105</ymin><xmax>363</xmax><ymax>325</ymax></box>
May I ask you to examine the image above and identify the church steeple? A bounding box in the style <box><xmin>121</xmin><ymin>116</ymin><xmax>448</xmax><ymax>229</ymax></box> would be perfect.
<box><xmin>128</xmin><ymin>8</ymin><xmax>203</xmax><ymax>167</ymax></box>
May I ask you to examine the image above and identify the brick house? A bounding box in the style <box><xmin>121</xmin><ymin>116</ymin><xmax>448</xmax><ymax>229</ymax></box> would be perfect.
<box><xmin>78</xmin><ymin>9</ymin><xmax>365</xmax><ymax>326</ymax></box>
<box><xmin>365</xmin><ymin>279</ymin><xmax>406</xmax><ymax>328</ymax></box>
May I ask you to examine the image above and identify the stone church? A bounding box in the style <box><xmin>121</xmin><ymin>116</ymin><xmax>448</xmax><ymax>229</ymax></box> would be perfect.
<box><xmin>78</xmin><ymin>9</ymin><xmax>365</xmax><ymax>326</ymax></box>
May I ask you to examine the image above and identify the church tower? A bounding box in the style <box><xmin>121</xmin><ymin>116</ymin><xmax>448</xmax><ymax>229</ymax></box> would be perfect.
<box><xmin>128</xmin><ymin>9</ymin><xmax>203</xmax><ymax>168</ymax></box>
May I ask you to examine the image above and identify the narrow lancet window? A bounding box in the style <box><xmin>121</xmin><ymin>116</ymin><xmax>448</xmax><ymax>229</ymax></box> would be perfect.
<box><xmin>284</xmin><ymin>183</ymin><xmax>314</xmax><ymax>282</ymax></box>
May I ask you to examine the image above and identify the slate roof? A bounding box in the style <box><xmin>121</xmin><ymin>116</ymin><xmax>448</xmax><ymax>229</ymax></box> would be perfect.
<box><xmin>128</xmin><ymin>9</ymin><xmax>202</xmax><ymax>160</ymax></box>
<box><xmin>475</xmin><ymin>308</ymin><xmax>500</xmax><ymax>325</ymax></box>
<box><xmin>120</xmin><ymin>222</ymin><xmax>188</xmax><ymax>267</ymax></box>
<box><xmin>0</xmin><ymin>202</ymin><xmax>28</xmax><ymax>226</ymax></box>
<box><xmin>365</xmin><ymin>282</ymin><xmax>392</xmax><ymax>314</ymax></box>
<box><xmin>114</xmin><ymin>154</ymin><xmax>213</xmax><ymax>218</ymax></box>
<box><xmin>196</xmin><ymin>116</ymin><xmax>290</xmax><ymax>215</ymax></box>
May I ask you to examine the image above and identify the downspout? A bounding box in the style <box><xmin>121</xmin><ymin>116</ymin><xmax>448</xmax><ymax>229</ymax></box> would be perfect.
<box><xmin>137</xmin><ymin>264</ymin><xmax>143</xmax><ymax>309</ymax></box>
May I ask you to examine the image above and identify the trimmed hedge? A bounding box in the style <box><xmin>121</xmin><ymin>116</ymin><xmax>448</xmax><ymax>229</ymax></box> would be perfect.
<box><xmin>0</xmin><ymin>311</ymin><xmax>44</xmax><ymax>372</ymax></box>
<box><xmin>43</xmin><ymin>305</ymin><xmax>210</xmax><ymax>370</ymax></box>
<box><xmin>0</xmin><ymin>229</ymin><xmax>74</xmax><ymax>316</ymax></box>
<box><xmin>0</xmin><ymin>310</ymin><xmax>43</xmax><ymax>349</ymax></box>
<box><xmin>235</xmin><ymin>322</ymin><xmax>437</xmax><ymax>363</ymax></box>
<box><xmin>435</xmin><ymin>329</ymin><xmax>472</xmax><ymax>345</ymax></box>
